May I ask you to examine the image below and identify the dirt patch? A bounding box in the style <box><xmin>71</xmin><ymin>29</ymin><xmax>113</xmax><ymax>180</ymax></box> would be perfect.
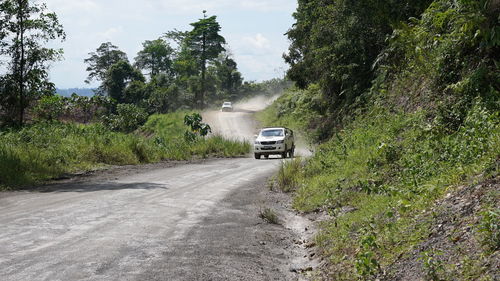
<box><xmin>381</xmin><ymin>177</ymin><xmax>499</xmax><ymax>280</ymax></box>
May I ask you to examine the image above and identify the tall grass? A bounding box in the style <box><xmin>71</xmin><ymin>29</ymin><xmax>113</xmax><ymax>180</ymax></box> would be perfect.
<box><xmin>0</xmin><ymin>112</ymin><xmax>250</xmax><ymax>189</ymax></box>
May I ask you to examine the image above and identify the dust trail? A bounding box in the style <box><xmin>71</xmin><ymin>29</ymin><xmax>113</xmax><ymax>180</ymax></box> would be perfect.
<box><xmin>203</xmin><ymin>94</ymin><xmax>313</xmax><ymax>157</ymax></box>
<box><xmin>202</xmin><ymin>95</ymin><xmax>279</xmax><ymax>142</ymax></box>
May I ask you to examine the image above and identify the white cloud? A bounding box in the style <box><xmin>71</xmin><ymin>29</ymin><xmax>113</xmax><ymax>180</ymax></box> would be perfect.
<box><xmin>44</xmin><ymin>0</ymin><xmax>100</xmax><ymax>14</ymax></box>
<box><xmin>127</xmin><ymin>0</ymin><xmax>296</xmax><ymax>14</ymax></box>
<box><xmin>97</xmin><ymin>27</ymin><xmax>124</xmax><ymax>42</ymax></box>
<box><xmin>239</xmin><ymin>0</ymin><xmax>295</xmax><ymax>12</ymax></box>
<box><xmin>242</xmin><ymin>33</ymin><xmax>271</xmax><ymax>50</ymax></box>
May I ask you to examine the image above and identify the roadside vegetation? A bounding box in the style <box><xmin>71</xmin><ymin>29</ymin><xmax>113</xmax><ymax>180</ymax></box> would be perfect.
<box><xmin>0</xmin><ymin>112</ymin><xmax>250</xmax><ymax>189</ymax></box>
<box><xmin>263</xmin><ymin>0</ymin><xmax>499</xmax><ymax>279</ymax></box>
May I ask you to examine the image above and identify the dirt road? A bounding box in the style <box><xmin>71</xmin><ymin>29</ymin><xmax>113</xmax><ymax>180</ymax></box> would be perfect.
<box><xmin>203</xmin><ymin>95</ymin><xmax>278</xmax><ymax>141</ymax></box>
<box><xmin>0</xmin><ymin>96</ymin><xmax>312</xmax><ymax>281</ymax></box>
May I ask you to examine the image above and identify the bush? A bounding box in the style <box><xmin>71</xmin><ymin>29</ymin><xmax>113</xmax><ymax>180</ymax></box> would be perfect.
<box><xmin>33</xmin><ymin>95</ymin><xmax>66</xmax><ymax>121</ymax></box>
<box><xmin>104</xmin><ymin>103</ymin><xmax>148</xmax><ymax>132</ymax></box>
<box><xmin>477</xmin><ymin>208</ymin><xmax>500</xmax><ymax>252</ymax></box>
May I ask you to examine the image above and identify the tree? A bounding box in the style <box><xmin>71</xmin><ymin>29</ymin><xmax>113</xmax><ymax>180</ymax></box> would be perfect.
<box><xmin>102</xmin><ymin>60</ymin><xmax>145</xmax><ymax>104</ymax></box>
<box><xmin>134</xmin><ymin>38</ymin><xmax>174</xmax><ymax>78</ymax></box>
<box><xmin>284</xmin><ymin>0</ymin><xmax>433</xmax><ymax>132</ymax></box>
<box><xmin>147</xmin><ymin>84</ymin><xmax>180</xmax><ymax>114</ymax></box>
<box><xmin>185</xmin><ymin>12</ymin><xmax>226</xmax><ymax>108</ymax></box>
<box><xmin>84</xmin><ymin>42</ymin><xmax>128</xmax><ymax>93</ymax></box>
<box><xmin>212</xmin><ymin>55</ymin><xmax>242</xmax><ymax>101</ymax></box>
<box><xmin>0</xmin><ymin>0</ymin><xmax>65</xmax><ymax>126</ymax></box>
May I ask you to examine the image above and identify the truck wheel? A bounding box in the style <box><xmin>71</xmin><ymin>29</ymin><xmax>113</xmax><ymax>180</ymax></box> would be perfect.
<box><xmin>289</xmin><ymin>148</ymin><xmax>295</xmax><ymax>158</ymax></box>
<box><xmin>254</xmin><ymin>153</ymin><xmax>261</xmax><ymax>159</ymax></box>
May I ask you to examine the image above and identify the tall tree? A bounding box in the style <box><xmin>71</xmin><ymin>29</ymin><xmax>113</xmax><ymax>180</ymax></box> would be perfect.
<box><xmin>134</xmin><ymin>38</ymin><xmax>174</xmax><ymax>78</ymax></box>
<box><xmin>0</xmin><ymin>0</ymin><xmax>65</xmax><ymax>126</ymax></box>
<box><xmin>185</xmin><ymin>12</ymin><xmax>225</xmax><ymax>108</ymax></box>
<box><xmin>102</xmin><ymin>60</ymin><xmax>145</xmax><ymax>104</ymax></box>
<box><xmin>284</xmin><ymin>0</ymin><xmax>433</xmax><ymax>108</ymax></box>
<box><xmin>212</xmin><ymin>55</ymin><xmax>242</xmax><ymax>100</ymax></box>
<box><xmin>84</xmin><ymin>42</ymin><xmax>128</xmax><ymax>93</ymax></box>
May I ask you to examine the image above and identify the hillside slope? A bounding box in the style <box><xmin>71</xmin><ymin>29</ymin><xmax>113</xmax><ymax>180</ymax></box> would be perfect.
<box><xmin>263</xmin><ymin>0</ymin><xmax>499</xmax><ymax>279</ymax></box>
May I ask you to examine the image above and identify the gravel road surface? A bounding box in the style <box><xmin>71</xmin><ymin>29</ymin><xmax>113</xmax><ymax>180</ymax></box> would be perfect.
<box><xmin>0</xmin><ymin>96</ymin><xmax>312</xmax><ymax>281</ymax></box>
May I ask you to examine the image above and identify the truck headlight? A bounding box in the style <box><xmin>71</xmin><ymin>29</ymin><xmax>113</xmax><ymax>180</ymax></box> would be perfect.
<box><xmin>276</xmin><ymin>140</ymin><xmax>284</xmax><ymax>144</ymax></box>
<box><xmin>254</xmin><ymin>141</ymin><xmax>260</xmax><ymax>145</ymax></box>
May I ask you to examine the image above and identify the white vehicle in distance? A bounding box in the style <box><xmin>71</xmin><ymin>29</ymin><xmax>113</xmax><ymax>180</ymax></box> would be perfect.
<box><xmin>221</xmin><ymin>101</ymin><xmax>233</xmax><ymax>112</ymax></box>
<box><xmin>254</xmin><ymin>127</ymin><xmax>295</xmax><ymax>159</ymax></box>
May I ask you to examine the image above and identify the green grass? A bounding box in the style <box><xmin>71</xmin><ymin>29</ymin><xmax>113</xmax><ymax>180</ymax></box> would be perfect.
<box><xmin>0</xmin><ymin>112</ymin><xmax>250</xmax><ymax>189</ymax></box>
<box><xmin>265</xmin><ymin>99</ymin><xmax>499</xmax><ymax>279</ymax></box>
<box><xmin>259</xmin><ymin>207</ymin><xmax>280</xmax><ymax>224</ymax></box>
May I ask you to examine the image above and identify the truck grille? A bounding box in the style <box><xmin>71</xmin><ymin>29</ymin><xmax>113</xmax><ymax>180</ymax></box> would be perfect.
<box><xmin>260</xmin><ymin>141</ymin><xmax>276</xmax><ymax>145</ymax></box>
<box><xmin>261</xmin><ymin>146</ymin><xmax>276</xmax><ymax>150</ymax></box>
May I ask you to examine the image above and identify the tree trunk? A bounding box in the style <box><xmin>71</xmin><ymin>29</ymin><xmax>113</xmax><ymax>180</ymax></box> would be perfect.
<box><xmin>18</xmin><ymin>0</ymin><xmax>25</xmax><ymax>127</ymax></box>
<box><xmin>200</xmin><ymin>30</ymin><xmax>206</xmax><ymax>109</ymax></box>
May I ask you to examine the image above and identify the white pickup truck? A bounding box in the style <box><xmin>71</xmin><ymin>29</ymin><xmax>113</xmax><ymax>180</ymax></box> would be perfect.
<box><xmin>254</xmin><ymin>127</ymin><xmax>295</xmax><ymax>159</ymax></box>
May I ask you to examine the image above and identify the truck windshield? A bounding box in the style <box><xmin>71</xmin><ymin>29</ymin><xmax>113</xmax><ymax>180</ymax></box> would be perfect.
<box><xmin>261</xmin><ymin>129</ymin><xmax>283</xmax><ymax>137</ymax></box>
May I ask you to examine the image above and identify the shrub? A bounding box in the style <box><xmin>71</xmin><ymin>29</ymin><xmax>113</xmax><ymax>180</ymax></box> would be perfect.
<box><xmin>259</xmin><ymin>207</ymin><xmax>279</xmax><ymax>224</ymax></box>
<box><xmin>477</xmin><ymin>208</ymin><xmax>500</xmax><ymax>253</ymax></box>
<box><xmin>183</xmin><ymin>112</ymin><xmax>211</xmax><ymax>142</ymax></box>
<box><xmin>33</xmin><ymin>95</ymin><xmax>66</xmax><ymax>121</ymax></box>
<box><xmin>104</xmin><ymin>103</ymin><xmax>148</xmax><ymax>132</ymax></box>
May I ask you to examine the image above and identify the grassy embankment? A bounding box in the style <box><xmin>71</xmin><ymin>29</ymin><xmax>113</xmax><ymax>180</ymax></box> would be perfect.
<box><xmin>260</xmin><ymin>1</ymin><xmax>499</xmax><ymax>279</ymax></box>
<box><xmin>0</xmin><ymin>111</ymin><xmax>250</xmax><ymax>189</ymax></box>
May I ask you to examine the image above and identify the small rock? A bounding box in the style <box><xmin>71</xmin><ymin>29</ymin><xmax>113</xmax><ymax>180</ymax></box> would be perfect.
<box><xmin>305</xmin><ymin>241</ymin><xmax>316</xmax><ymax>248</ymax></box>
<box><xmin>301</xmin><ymin>267</ymin><xmax>313</xmax><ymax>272</ymax></box>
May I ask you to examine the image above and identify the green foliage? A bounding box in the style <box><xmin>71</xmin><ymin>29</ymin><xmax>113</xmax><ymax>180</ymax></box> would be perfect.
<box><xmin>66</xmin><ymin>94</ymin><xmax>111</xmax><ymax>123</ymax></box>
<box><xmin>103</xmin><ymin>60</ymin><xmax>145</xmax><ymax>103</ymax></box>
<box><xmin>477</xmin><ymin>208</ymin><xmax>500</xmax><ymax>252</ymax></box>
<box><xmin>84</xmin><ymin>42</ymin><xmax>128</xmax><ymax>85</ymax></box>
<box><xmin>146</xmin><ymin>83</ymin><xmax>180</xmax><ymax>114</ymax></box>
<box><xmin>185</xmin><ymin>13</ymin><xmax>226</xmax><ymax>108</ymax></box>
<box><xmin>0</xmin><ymin>113</ymin><xmax>250</xmax><ymax>189</ymax></box>
<box><xmin>267</xmin><ymin>101</ymin><xmax>498</xmax><ymax>278</ymax></box>
<box><xmin>284</xmin><ymin>0</ymin><xmax>433</xmax><ymax>137</ymax></box>
<box><xmin>134</xmin><ymin>38</ymin><xmax>174</xmax><ymax>77</ymax></box>
<box><xmin>266</xmin><ymin>0</ymin><xmax>500</xmax><ymax>279</ymax></box>
<box><xmin>0</xmin><ymin>0</ymin><xmax>65</xmax><ymax>126</ymax></box>
<box><xmin>79</xmin><ymin>15</ymin><xmax>274</xmax><ymax>114</ymax></box>
<box><xmin>183</xmin><ymin>112</ymin><xmax>211</xmax><ymax>142</ymax></box>
<box><xmin>103</xmin><ymin>103</ymin><xmax>148</xmax><ymax>132</ymax></box>
<box><xmin>33</xmin><ymin>95</ymin><xmax>65</xmax><ymax>121</ymax></box>
<box><xmin>276</xmin><ymin>158</ymin><xmax>303</xmax><ymax>193</ymax></box>
<box><xmin>356</xmin><ymin>222</ymin><xmax>381</xmax><ymax>278</ymax></box>
<box><xmin>186</xmin><ymin>14</ymin><xmax>226</xmax><ymax>66</ymax></box>
<box><xmin>208</xmin><ymin>55</ymin><xmax>243</xmax><ymax>102</ymax></box>
<box><xmin>419</xmin><ymin>250</ymin><xmax>445</xmax><ymax>281</ymax></box>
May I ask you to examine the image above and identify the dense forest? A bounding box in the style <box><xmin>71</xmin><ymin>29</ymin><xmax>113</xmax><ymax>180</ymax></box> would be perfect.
<box><xmin>260</xmin><ymin>0</ymin><xmax>499</xmax><ymax>279</ymax></box>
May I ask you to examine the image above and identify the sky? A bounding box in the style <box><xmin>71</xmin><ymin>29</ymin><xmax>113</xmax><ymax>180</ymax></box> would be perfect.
<box><xmin>42</xmin><ymin>0</ymin><xmax>298</xmax><ymax>89</ymax></box>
